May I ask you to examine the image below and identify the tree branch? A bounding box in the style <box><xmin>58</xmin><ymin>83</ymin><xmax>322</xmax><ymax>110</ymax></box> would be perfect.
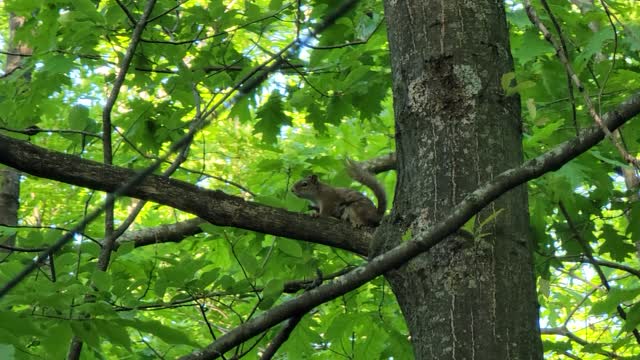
<box><xmin>259</xmin><ymin>315</ymin><xmax>303</xmax><ymax>360</ymax></box>
<box><xmin>539</xmin><ymin>0</ymin><xmax>578</xmax><ymax>134</ymax></box>
<box><xmin>98</xmin><ymin>0</ymin><xmax>157</xmax><ymax>272</ymax></box>
<box><xmin>362</xmin><ymin>153</ymin><xmax>396</xmax><ymax>173</ymax></box>
<box><xmin>556</xmin><ymin>255</ymin><xmax>640</xmax><ymax>280</ymax></box>
<box><xmin>116</xmin><ymin>217</ymin><xmax>205</xmax><ymax>247</ymax></box>
<box><xmin>0</xmin><ymin>133</ymin><xmax>370</xmax><ymax>255</ymax></box>
<box><xmin>541</xmin><ymin>326</ymin><xmax>622</xmax><ymax>358</ymax></box>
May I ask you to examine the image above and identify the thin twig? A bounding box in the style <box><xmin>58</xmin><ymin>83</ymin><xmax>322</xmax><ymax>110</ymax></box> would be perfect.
<box><xmin>114</xmin><ymin>0</ymin><xmax>136</xmax><ymax>25</ymax></box>
<box><xmin>98</xmin><ymin>0</ymin><xmax>158</xmax><ymax>271</ymax></box>
<box><xmin>541</xmin><ymin>327</ymin><xmax>620</xmax><ymax>358</ymax></box>
<box><xmin>305</xmin><ymin>19</ymin><xmax>384</xmax><ymax>50</ymax></box>
<box><xmin>259</xmin><ymin>315</ymin><xmax>303</xmax><ymax>360</ymax></box>
<box><xmin>539</xmin><ymin>0</ymin><xmax>578</xmax><ymax>134</ymax></box>
<box><xmin>147</xmin><ymin>0</ymin><xmax>189</xmax><ymax>23</ymax></box>
<box><xmin>0</xmin><ymin>126</ymin><xmax>102</xmax><ymax>139</ymax></box>
<box><xmin>556</xmin><ymin>255</ymin><xmax>640</xmax><ymax>279</ymax></box>
<box><xmin>140</xmin><ymin>2</ymin><xmax>295</xmax><ymax>45</ymax></box>
<box><xmin>0</xmin><ymin>223</ymin><xmax>100</xmax><ymax>246</ymax></box>
<box><xmin>259</xmin><ymin>270</ymin><xmax>323</xmax><ymax>359</ymax></box>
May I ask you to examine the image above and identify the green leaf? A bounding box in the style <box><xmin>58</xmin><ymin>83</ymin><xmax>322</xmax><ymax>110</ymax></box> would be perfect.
<box><xmin>590</xmin><ymin>151</ymin><xmax>629</xmax><ymax>168</ymax></box>
<box><xmin>237</xmin><ymin>251</ymin><xmax>260</xmax><ymax>276</ymax></box>
<box><xmin>515</xmin><ymin>29</ymin><xmax>553</xmax><ymax>64</ymax></box>
<box><xmin>591</xmin><ymin>287</ymin><xmax>640</xmax><ymax>315</ymax></box>
<box><xmin>343</xmin><ymin>66</ymin><xmax>369</xmax><ymax>88</ymax></box>
<box><xmin>401</xmin><ymin>228</ymin><xmax>413</xmax><ymax>242</ymax></box>
<box><xmin>507</xmin><ymin>8</ymin><xmax>533</xmax><ymax>28</ymax></box>
<box><xmin>326</xmin><ymin>313</ymin><xmax>357</xmax><ymax>340</ymax></box>
<box><xmin>0</xmin><ymin>311</ymin><xmax>44</xmax><ymax>337</ymax></box>
<box><xmin>244</xmin><ymin>1</ymin><xmax>262</xmax><ymax>21</ymax></box>
<box><xmin>197</xmin><ymin>268</ymin><xmax>220</xmax><ymax>288</ymax></box>
<box><xmin>68</xmin><ymin>104</ymin><xmax>92</xmax><ymax>130</ymax></box>
<box><xmin>525</xmin><ymin>121</ymin><xmax>562</xmax><ymax>146</ymax></box>
<box><xmin>581</xmin><ymin>342</ymin><xmax>606</xmax><ymax>355</ymax></box>
<box><xmin>542</xmin><ymin>340</ymin><xmax>572</xmax><ymax>353</ymax></box>
<box><xmin>4</xmin><ymin>0</ymin><xmax>42</xmax><ymax>13</ymax></box>
<box><xmin>73</xmin><ymin>0</ymin><xmax>105</xmax><ymax>24</ymax></box>
<box><xmin>71</xmin><ymin>320</ymin><xmax>101</xmax><ymax>351</ymax></box>
<box><xmin>382</xmin><ymin>327</ymin><xmax>412</xmax><ymax>358</ymax></box>
<box><xmin>574</xmin><ymin>28</ymin><xmax>614</xmax><ymax>72</ymax></box>
<box><xmin>229</xmin><ymin>95</ymin><xmax>252</xmax><ymax>122</ymax></box>
<box><xmin>506</xmin><ymin>80</ymin><xmax>536</xmax><ymax>96</ymax></box>
<box><xmin>42</xmin><ymin>54</ymin><xmax>76</xmax><ymax>75</ymax></box>
<box><xmin>94</xmin><ymin>319</ymin><xmax>132</xmax><ymax>350</ymax></box>
<box><xmin>277</xmin><ymin>238</ymin><xmax>302</xmax><ymax>257</ymax></box>
<box><xmin>115</xmin><ymin>319</ymin><xmax>201</xmax><ymax>347</ymax></box>
<box><xmin>0</xmin><ymin>344</ymin><xmax>15</xmax><ymax>359</ymax></box>
<box><xmin>501</xmin><ymin>72</ymin><xmax>515</xmax><ymax>93</ymax></box>
<box><xmin>621</xmin><ymin>302</ymin><xmax>640</xmax><ymax>333</ymax></box>
<box><xmin>599</xmin><ymin>225</ymin><xmax>635</xmax><ymax>262</ymax></box>
<box><xmin>115</xmin><ymin>240</ymin><xmax>135</xmax><ymax>256</ymax></box>
<box><xmin>478</xmin><ymin>208</ymin><xmax>504</xmax><ymax>230</ymax></box>
<box><xmin>627</xmin><ymin>203</ymin><xmax>640</xmax><ymax>244</ymax></box>
<box><xmin>21</xmin><ymin>230</ymin><xmax>43</xmax><ymax>247</ymax></box>
<box><xmin>326</xmin><ymin>97</ymin><xmax>349</xmax><ymax>125</ymax></box>
<box><xmin>216</xmin><ymin>275</ymin><xmax>236</xmax><ymax>290</ymax></box>
<box><xmin>254</xmin><ymin>91</ymin><xmax>293</xmax><ymax>143</ymax></box>
<box><xmin>260</xmin><ymin>278</ymin><xmax>284</xmax><ymax>309</ymax></box>
<box><xmin>53</xmin><ymin>252</ymin><xmax>79</xmax><ymax>268</ymax></box>
<box><xmin>41</xmin><ymin>322</ymin><xmax>72</xmax><ymax>358</ymax></box>
<box><xmin>355</xmin><ymin>11</ymin><xmax>382</xmax><ymax>40</ymax></box>
<box><xmin>256</xmin><ymin>158</ymin><xmax>285</xmax><ymax>172</ymax></box>
<box><xmin>269</xmin><ymin>0</ymin><xmax>283</xmax><ymax>11</ymax></box>
<box><xmin>91</xmin><ymin>270</ymin><xmax>112</xmax><ymax>292</ymax></box>
<box><xmin>75</xmin><ymin>301</ymin><xmax>119</xmax><ymax>317</ymax></box>
<box><xmin>525</xmin><ymin>98</ymin><xmax>537</xmax><ymax>119</ymax></box>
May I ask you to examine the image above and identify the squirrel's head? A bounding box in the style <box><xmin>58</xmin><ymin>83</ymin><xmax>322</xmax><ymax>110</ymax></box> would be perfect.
<box><xmin>291</xmin><ymin>174</ymin><xmax>320</xmax><ymax>199</ymax></box>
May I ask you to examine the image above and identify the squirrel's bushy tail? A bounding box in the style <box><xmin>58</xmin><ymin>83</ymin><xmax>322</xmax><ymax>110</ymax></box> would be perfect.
<box><xmin>345</xmin><ymin>158</ymin><xmax>387</xmax><ymax>218</ymax></box>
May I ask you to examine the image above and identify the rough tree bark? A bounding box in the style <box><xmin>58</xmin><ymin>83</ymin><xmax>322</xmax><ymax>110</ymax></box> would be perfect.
<box><xmin>376</xmin><ymin>0</ymin><xmax>543</xmax><ymax>358</ymax></box>
<box><xmin>0</xmin><ymin>168</ymin><xmax>19</xmax><ymax>247</ymax></box>
<box><xmin>0</xmin><ymin>13</ymin><xmax>29</xmax><ymax>249</ymax></box>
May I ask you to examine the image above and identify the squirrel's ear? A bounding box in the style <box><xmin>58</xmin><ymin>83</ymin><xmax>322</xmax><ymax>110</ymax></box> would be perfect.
<box><xmin>309</xmin><ymin>174</ymin><xmax>318</xmax><ymax>183</ymax></box>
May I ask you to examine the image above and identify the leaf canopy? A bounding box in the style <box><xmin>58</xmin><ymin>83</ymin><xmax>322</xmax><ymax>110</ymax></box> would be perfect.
<box><xmin>0</xmin><ymin>0</ymin><xmax>639</xmax><ymax>358</ymax></box>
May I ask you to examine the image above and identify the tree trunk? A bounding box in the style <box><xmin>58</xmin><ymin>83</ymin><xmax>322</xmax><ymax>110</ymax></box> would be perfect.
<box><xmin>0</xmin><ymin>168</ymin><xmax>19</xmax><ymax>247</ymax></box>
<box><xmin>378</xmin><ymin>0</ymin><xmax>543</xmax><ymax>358</ymax></box>
<box><xmin>0</xmin><ymin>13</ymin><xmax>28</xmax><ymax>249</ymax></box>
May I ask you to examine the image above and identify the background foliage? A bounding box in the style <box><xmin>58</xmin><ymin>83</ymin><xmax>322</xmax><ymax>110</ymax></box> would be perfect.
<box><xmin>0</xmin><ymin>0</ymin><xmax>639</xmax><ymax>358</ymax></box>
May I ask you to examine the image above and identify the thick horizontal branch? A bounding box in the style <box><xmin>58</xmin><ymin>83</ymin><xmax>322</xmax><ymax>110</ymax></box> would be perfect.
<box><xmin>362</xmin><ymin>152</ymin><xmax>396</xmax><ymax>173</ymax></box>
<box><xmin>116</xmin><ymin>218</ymin><xmax>206</xmax><ymax>247</ymax></box>
<box><xmin>178</xmin><ymin>92</ymin><xmax>640</xmax><ymax>359</ymax></box>
<box><xmin>117</xmin><ymin>150</ymin><xmax>395</xmax><ymax>249</ymax></box>
<box><xmin>0</xmin><ymin>136</ymin><xmax>370</xmax><ymax>255</ymax></box>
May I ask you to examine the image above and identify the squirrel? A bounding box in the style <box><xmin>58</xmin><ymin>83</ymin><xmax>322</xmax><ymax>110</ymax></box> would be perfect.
<box><xmin>291</xmin><ymin>158</ymin><xmax>387</xmax><ymax>227</ymax></box>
